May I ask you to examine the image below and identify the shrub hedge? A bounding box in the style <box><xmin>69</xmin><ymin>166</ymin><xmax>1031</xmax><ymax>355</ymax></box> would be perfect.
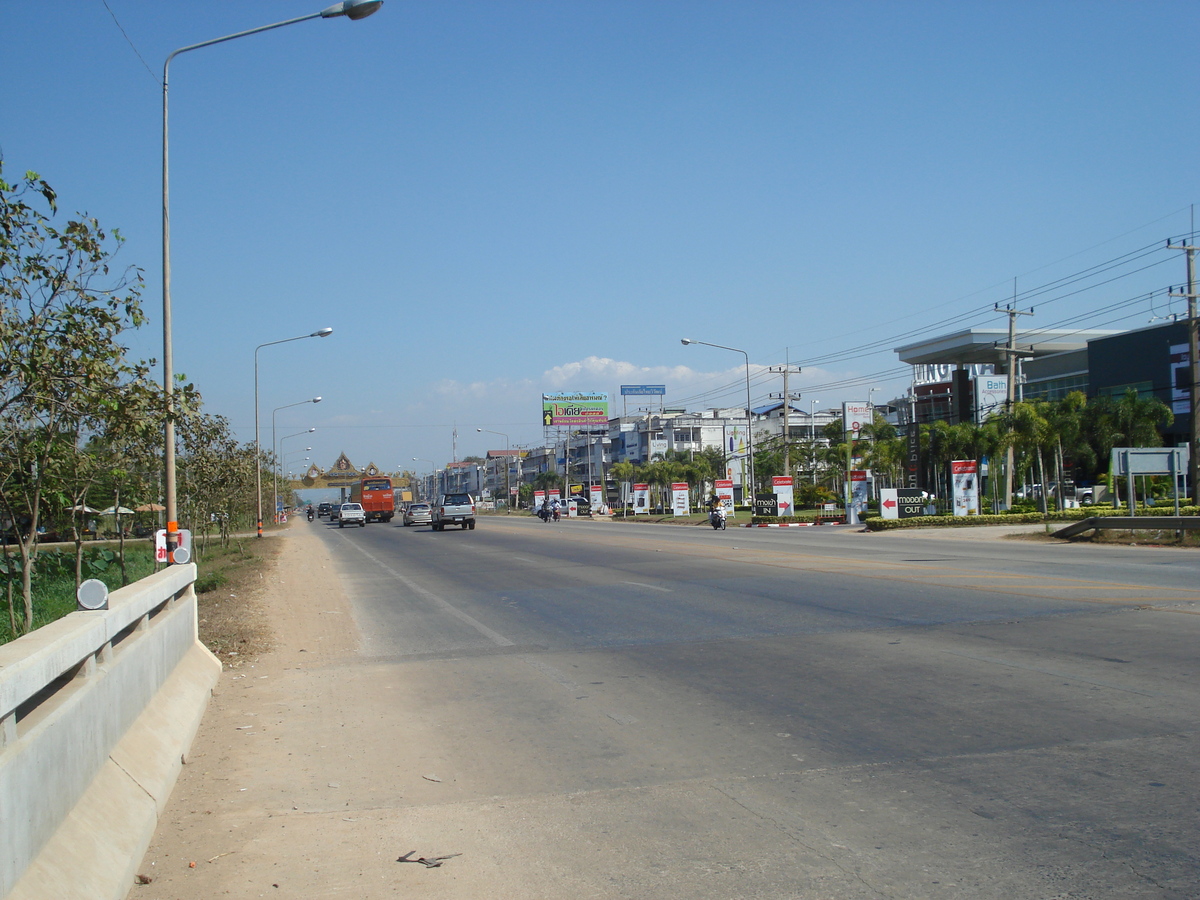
<box><xmin>861</xmin><ymin>505</ymin><xmax>1200</xmax><ymax>531</ymax></box>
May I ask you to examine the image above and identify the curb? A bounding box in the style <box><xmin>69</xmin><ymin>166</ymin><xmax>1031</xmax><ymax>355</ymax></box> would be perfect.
<box><xmin>742</xmin><ymin>522</ymin><xmax>815</xmax><ymax>527</ymax></box>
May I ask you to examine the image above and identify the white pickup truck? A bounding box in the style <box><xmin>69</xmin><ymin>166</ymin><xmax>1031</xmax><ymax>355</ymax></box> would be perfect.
<box><xmin>336</xmin><ymin>502</ymin><xmax>367</xmax><ymax>528</ymax></box>
<box><xmin>432</xmin><ymin>492</ymin><xmax>476</xmax><ymax>531</ymax></box>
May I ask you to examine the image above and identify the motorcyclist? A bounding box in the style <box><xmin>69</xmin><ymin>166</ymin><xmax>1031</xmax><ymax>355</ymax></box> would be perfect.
<box><xmin>707</xmin><ymin>493</ymin><xmax>727</xmax><ymax>529</ymax></box>
<box><xmin>307</xmin><ymin>505</ymin><xmax>315</xmax><ymax>522</ymax></box>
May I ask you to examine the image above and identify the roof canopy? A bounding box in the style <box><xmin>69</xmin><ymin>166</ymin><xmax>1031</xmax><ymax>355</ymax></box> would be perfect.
<box><xmin>895</xmin><ymin>328</ymin><xmax>1118</xmax><ymax>367</ymax></box>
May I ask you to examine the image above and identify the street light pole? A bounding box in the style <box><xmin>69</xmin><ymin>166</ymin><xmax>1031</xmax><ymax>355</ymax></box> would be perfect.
<box><xmin>277</xmin><ymin>428</ymin><xmax>316</xmax><ymax>518</ymax></box>
<box><xmin>477</xmin><ymin>428</ymin><xmax>511</xmax><ymax>511</ymax></box>
<box><xmin>681</xmin><ymin>338</ymin><xmax>756</xmax><ymax>506</ymax></box>
<box><xmin>254</xmin><ymin>331</ymin><xmax>332</xmax><ymax>536</ymax></box>
<box><xmin>272</xmin><ymin>399</ymin><xmax>321</xmax><ymax>522</ymax></box>
<box><xmin>162</xmin><ymin>1</ymin><xmax>382</xmax><ymax>562</ymax></box>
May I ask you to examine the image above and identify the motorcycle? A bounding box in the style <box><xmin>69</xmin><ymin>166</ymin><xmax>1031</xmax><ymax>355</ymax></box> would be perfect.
<box><xmin>307</xmin><ymin>507</ymin><xmax>315</xmax><ymax>522</ymax></box>
<box><xmin>708</xmin><ymin>506</ymin><xmax>727</xmax><ymax>530</ymax></box>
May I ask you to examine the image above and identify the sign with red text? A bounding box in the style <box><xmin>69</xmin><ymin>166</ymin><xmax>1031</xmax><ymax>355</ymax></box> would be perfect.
<box><xmin>951</xmin><ymin>460</ymin><xmax>979</xmax><ymax>515</ymax></box>
<box><xmin>633</xmin><ymin>483</ymin><xmax>650</xmax><ymax>513</ymax></box>
<box><xmin>772</xmin><ymin>476</ymin><xmax>795</xmax><ymax>515</ymax></box>
<box><xmin>671</xmin><ymin>483</ymin><xmax>690</xmax><ymax>516</ymax></box>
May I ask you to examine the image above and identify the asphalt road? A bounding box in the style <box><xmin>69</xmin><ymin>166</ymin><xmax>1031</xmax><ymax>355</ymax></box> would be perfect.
<box><xmin>310</xmin><ymin>514</ymin><xmax>1200</xmax><ymax>899</ymax></box>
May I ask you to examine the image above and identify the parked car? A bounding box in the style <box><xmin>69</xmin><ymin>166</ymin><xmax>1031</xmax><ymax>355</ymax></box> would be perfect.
<box><xmin>337</xmin><ymin>502</ymin><xmax>367</xmax><ymax>528</ymax></box>
<box><xmin>403</xmin><ymin>502</ymin><xmax>432</xmax><ymax>526</ymax></box>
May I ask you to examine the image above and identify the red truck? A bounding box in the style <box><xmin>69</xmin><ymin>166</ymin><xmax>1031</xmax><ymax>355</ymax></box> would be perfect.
<box><xmin>349</xmin><ymin>477</ymin><xmax>395</xmax><ymax>523</ymax></box>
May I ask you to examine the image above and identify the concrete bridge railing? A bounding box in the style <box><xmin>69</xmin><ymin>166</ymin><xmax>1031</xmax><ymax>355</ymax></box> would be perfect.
<box><xmin>0</xmin><ymin>563</ymin><xmax>220</xmax><ymax>900</ymax></box>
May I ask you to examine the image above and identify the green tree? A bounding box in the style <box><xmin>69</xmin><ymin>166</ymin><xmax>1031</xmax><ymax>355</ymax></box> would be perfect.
<box><xmin>0</xmin><ymin>164</ymin><xmax>149</xmax><ymax>633</ymax></box>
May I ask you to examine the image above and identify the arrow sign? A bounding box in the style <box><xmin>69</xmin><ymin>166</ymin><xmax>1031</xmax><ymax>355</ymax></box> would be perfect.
<box><xmin>882</xmin><ymin>497</ymin><xmax>897</xmax><ymax>510</ymax></box>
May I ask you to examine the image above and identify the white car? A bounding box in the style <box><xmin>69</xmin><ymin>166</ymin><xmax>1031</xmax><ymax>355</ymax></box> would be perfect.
<box><xmin>337</xmin><ymin>502</ymin><xmax>367</xmax><ymax>528</ymax></box>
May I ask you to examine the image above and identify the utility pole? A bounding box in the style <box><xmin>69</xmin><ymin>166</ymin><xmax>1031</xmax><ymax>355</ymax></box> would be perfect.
<box><xmin>769</xmin><ymin>362</ymin><xmax>802</xmax><ymax>476</ymax></box>
<box><xmin>994</xmin><ymin>299</ymin><xmax>1034</xmax><ymax>510</ymax></box>
<box><xmin>1168</xmin><ymin>238</ymin><xmax>1200</xmax><ymax>501</ymax></box>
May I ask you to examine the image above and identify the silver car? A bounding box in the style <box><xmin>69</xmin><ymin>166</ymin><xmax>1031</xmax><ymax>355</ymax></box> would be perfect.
<box><xmin>403</xmin><ymin>502</ymin><xmax>432</xmax><ymax>526</ymax></box>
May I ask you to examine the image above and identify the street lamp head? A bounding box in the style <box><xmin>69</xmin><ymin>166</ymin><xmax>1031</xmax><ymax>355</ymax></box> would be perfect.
<box><xmin>320</xmin><ymin>0</ymin><xmax>383</xmax><ymax>20</ymax></box>
<box><xmin>477</xmin><ymin>428</ymin><xmax>483</xmax><ymax>433</ymax></box>
<box><xmin>311</xmin><ymin>327</ymin><xmax>334</xmax><ymax>338</ymax></box>
<box><xmin>312</xmin><ymin>396</ymin><xmax>323</xmax><ymax>404</ymax></box>
<box><xmin>680</xmin><ymin>338</ymin><xmax>692</xmax><ymax>345</ymax></box>
<box><xmin>307</xmin><ymin>427</ymin><xmax>316</xmax><ymax>433</ymax></box>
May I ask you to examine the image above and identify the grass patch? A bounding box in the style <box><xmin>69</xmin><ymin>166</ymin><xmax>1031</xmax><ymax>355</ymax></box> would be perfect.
<box><xmin>0</xmin><ymin>543</ymin><xmax>157</xmax><ymax>644</ymax></box>
<box><xmin>1</xmin><ymin>533</ymin><xmax>284</xmax><ymax>657</ymax></box>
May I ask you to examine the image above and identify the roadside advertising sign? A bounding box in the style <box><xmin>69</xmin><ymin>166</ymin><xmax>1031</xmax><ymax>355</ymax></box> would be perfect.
<box><xmin>534</xmin><ymin>490</ymin><xmax>545</xmax><ymax>510</ymax></box>
<box><xmin>951</xmin><ymin>460</ymin><xmax>979</xmax><ymax>515</ymax></box>
<box><xmin>974</xmin><ymin>374</ymin><xmax>1008</xmax><ymax>423</ymax></box>
<box><xmin>620</xmin><ymin>385</ymin><xmax>667</xmax><ymax>396</ymax></box>
<box><xmin>842</xmin><ymin>401</ymin><xmax>873</xmax><ymax>438</ymax></box>
<box><xmin>772</xmin><ymin>475</ymin><xmax>794</xmax><ymax>516</ymax></box>
<box><xmin>1170</xmin><ymin>344</ymin><xmax>1191</xmax><ymax>415</ymax></box>
<box><xmin>633</xmin><ymin>483</ymin><xmax>650</xmax><ymax>514</ymax></box>
<box><xmin>849</xmin><ymin>469</ymin><xmax>870</xmax><ymax>524</ymax></box>
<box><xmin>542</xmin><ymin>392</ymin><xmax>609</xmax><ymax>426</ymax></box>
<box><xmin>715</xmin><ymin>478</ymin><xmax>735</xmax><ymax>512</ymax></box>
<box><xmin>755</xmin><ymin>493</ymin><xmax>779</xmax><ymax>516</ymax></box>
<box><xmin>880</xmin><ymin>488</ymin><xmax>925</xmax><ymax>519</ymax></box>
<box><xmin>548</xmin><ymin>489</ymin><xmax>562</xmax><ymax>505</ymax></box>
<box><xmin>671</xmin><ymin>483</ymin><xmax>690</xmax><ymax>516</ymax></box>
<box><xmin>589</xmin><ymin>484</ymin><xmax>604</xmax><ymax>511</ymax></box>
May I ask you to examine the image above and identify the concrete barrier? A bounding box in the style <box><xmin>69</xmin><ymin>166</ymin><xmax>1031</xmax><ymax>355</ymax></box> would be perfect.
<box><xmin>0</xmin><ymin>564</ymin><xmax>220</xmax><ymax>900</ymax></box>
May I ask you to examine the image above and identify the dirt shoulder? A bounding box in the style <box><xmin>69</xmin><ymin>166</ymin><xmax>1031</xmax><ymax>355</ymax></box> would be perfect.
<box><xmin>130</xmin><ymin>522</ymin><xmax>362</xmax><ymax>897</ymax></box>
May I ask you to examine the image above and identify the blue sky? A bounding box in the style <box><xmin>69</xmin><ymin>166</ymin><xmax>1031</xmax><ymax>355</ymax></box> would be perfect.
<box><xmin>5</xmin><ymin>1</ymin><xmax>1199</xmax><ymax>475</ymax></box>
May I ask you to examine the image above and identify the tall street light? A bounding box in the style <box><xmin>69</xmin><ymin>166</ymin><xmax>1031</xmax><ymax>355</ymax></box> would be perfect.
<box><xmin>273</xmin><ymin>399</ymin><xmax>322</xmax><ymax>523</ymax></box>
<box><xmin>477</xmin><ymin>428</ymin><xmax>512</xmax><ymax>511</ymax></box>
<box><xmin>254</xmin><ymin>331</ymin><xmax>332</xmax><ymax>536</ymax></box>
<box><xmin>681</xmin><ymin>338</ymin><xmax>756</xmax><ymax>506</ymax></box>
<box><xmin>277</xmin><ymin>429</ymin><xmax>316</xmax><ymax>519</ymax></box>
<box><xmin>162</xmin><ymin>0</ymin><xmax>383</xmax><ymax>562</ymax></box>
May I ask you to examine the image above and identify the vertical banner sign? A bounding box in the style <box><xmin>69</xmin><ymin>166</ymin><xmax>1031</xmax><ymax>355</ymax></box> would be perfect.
<box><xmin>906</xmin><ymin>420</ymin><xmax>922</xmax><ymax>489</ymax></box>
<box><xmin>951</xmin><ymin>460</ymin><xmax>979</xmax><ymax>515</ymax></box>
<box><xmin>842</xmin><ymin>401</ymin><xmax>873</xmax><ymax>438</ymax></box>
<box><xmin>715</xmin><ymin>478</ymin><xmax>735</xmax><ymax>512</ymax></box>
<box><xmin>1170</xmin><ymin>343</ymin><xmax>1191</xmax><ymax>415</ymax></box>
<box><xmin>726</xmin><ymin>425</ymin><xmax>749</xmax><ymax>490</ymax></box>
<box><xmin>633</xmin><ymin>483</ymin><xmax>650</xmax><ymax>514</ymax></box>
<box><xmin>974</xmin><ymin>374</ymin><xmax>1008</xmax><ymax>423</ymax></box>
<box><xmin>772</xmin><ymin>475</ymin><xmax>795</xmax><ymax>516</ymax></box>
<box><xmin>671</xmin><ymin>483</ymin><xmax>690</xmax><ymax>516</ymax></box>
<box><xmin>533</xmin><ymin>490</ymin><xmax>545</xmax><ymax>510</ymax></box>
<box><xmin>589</xmin><ymin>483</ymin><xmax>604</xmax><ymax>511</ymax></box>
<box><xmin>849</xmin><ymin>470</ymin><xmax>870</xmax><ymax>523</ymax></box>
<box><xmin>548</xmin><ymin>489</ymin><xmax>562</xmax><ymax>505</ymax></box>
